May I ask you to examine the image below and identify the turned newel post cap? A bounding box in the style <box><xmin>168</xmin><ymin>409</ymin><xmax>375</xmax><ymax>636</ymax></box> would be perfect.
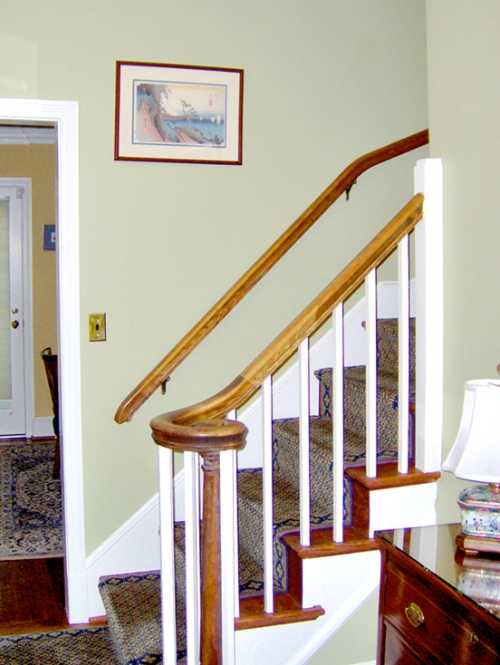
<box><xmin>150</xmin><ymin>412</ymin><xmax>248</xmax><ymax>455</ymax></box>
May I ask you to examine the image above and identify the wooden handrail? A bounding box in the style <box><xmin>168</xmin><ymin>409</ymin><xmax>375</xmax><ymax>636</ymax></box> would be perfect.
<box><xmin>150</xmin><ymin>193</ymin><xmax>424</xmax><ymax>444</ymax></box>
<box><xmin>151</xmin><ymin>193</ymin><xmax>424</xmax><ymax>665</ymax></box>
<box><xmin>116</xmin><ymin>130</ymin><xmax>428</xmax><ymax>423</ymax></box>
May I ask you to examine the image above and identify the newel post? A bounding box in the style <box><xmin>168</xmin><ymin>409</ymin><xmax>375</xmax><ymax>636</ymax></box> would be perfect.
<box><xmin>199</xmin><ymin>450</ymin><xmax>223</xmax><ymax>664</ymax></box>
<box><xmin>150</xmin><ymin>413</ymin><xmax>248</xmax><ymax>665</ymax></box>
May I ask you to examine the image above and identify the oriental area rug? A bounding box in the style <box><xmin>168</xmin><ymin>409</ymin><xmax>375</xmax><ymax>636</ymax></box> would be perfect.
<box><xmin>0</xmin><ymin>440</ymin><xmax>63</xmax><ymax>560</ymax></box>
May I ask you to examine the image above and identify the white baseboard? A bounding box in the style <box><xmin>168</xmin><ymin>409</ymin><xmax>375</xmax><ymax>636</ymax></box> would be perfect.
<box><xmin>32</xmin><ymin>416</ymin><xmax>55</xmax><ymax>438</ymax></box>
<box><xmin>85</xmin><ymin>470</ymin><xmax>186</xmax><ymax>618</ymax></box>
<box><xmin>86</xmin><ymin>493</ymin><xmax>161</xmax><ymax>617</ymax></box>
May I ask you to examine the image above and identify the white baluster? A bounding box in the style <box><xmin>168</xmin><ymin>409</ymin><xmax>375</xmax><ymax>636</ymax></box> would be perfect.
<box><xmin>332</xmin><ymin>305</ymin><xmax>344</xmax><ymax>543</ymax></box>
<box><xmin>220</xmin><ymin>447</ymin><xmax>237</xmax><ymax>665</ymax></box>
<box><xmin>398</xmin><ymin>234</ymin><xmax>410</xmax><ymax>474</ymax></box>
<box><xmin>184</xmin><ymin>451</ymin><xmax>201</xmax><ymax>665</ymax></box>
<box><xmin>366</xmin><ymin>269</ymin><xmax>377</xmax><ymax>478</ymax></box>
<box><xmin>299</xmin><ymin>338</ymin><xmax>311</xmax><ymax>548</ymax></box>
<box><xmin>262</xmin><ymin>376</ymin><xmax>274</xmax><ymax>613</ymax></box>
<box><xmin>227</xmin><ymin>409</ymin><xmax>240</xmax><ymax>620</ymax></box>
<box><xmin>158</xmin><ymin>446</ymin><xmax>177</xmax><ymax>665</ymax></box>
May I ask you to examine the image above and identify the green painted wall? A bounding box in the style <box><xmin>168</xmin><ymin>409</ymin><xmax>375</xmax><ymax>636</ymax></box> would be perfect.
<box><xmin>0</xmin><ymin>0</ymin><xmax>428</xmax><ymax>575</ymax></box>
<box><xmin>310</xmin><ymin>591</ymin><xmax>379</xmax><ymax>665</ymax></box>
<box><xmin>426</xmin><ymin>2</ymin><xmax>500</xmax><ymax>523</ymax></box>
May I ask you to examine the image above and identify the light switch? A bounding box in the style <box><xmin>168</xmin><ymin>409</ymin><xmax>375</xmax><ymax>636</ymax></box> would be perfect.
<box><xmin>89</xmin><ymin>313</ymin><xmax>106</xmax><ymax>341</ymax></box>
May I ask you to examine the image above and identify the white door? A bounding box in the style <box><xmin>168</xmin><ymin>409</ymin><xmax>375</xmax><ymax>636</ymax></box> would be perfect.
<box><xmin>0</xmin><ymin>181</ymin><xmax>31</xmax><ymax>436</ymax></box>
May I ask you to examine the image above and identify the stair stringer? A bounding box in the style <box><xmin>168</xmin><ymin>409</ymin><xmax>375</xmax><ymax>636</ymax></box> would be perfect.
<box><xmin>234</xmin><ymin>476</ymin><xmax>438</xmax><ymax>665</ymax></box>
<box><xmin>235</xmin><ymin>549</ymin><xmax>380</xmax><ymax>665</ymax></box>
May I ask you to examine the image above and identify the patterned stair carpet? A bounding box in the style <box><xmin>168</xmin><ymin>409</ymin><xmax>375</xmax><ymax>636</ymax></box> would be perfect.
<box><xmin>99</xmin><ymin>318</ymin><xmax>413</xmax><ymax>664</ymax></box>
<box><xmin>0</xmin><ymin>627</ymin><xmax>119</xmax><ymax>665</ymax></box>
<box><xmin>0</xmin><ymin>439</ymin><xmax>63</xmax><ymax>560</ymax></box>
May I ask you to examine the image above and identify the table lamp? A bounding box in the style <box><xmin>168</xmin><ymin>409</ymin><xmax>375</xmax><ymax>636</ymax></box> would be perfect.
<box><xmin>443</xmin><ymin>379</ymin><xmax>500</xmax><ymax>555</ymax></box>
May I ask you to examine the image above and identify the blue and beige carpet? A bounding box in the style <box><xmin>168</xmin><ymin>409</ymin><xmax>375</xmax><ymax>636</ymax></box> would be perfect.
<box><xmin>0</xmin><ymin>439</ymin><xmax>63</xmax><ymax>560</ymax></box>
<box><xmin>0</xmin><ymin>627</ymin><xmax>119</xmax><ymax>665</ymax></box>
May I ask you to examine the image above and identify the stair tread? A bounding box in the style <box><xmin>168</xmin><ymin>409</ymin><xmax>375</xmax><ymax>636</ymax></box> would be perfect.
<box><xmin>99</xmin><ymin>571</ymin><xmax>165</xmax><ymax>665</ymax></box>
<box><xmin>236</xmin><ymin>592</ymin><xmax>325</xmax><ymax>630</ymax></box>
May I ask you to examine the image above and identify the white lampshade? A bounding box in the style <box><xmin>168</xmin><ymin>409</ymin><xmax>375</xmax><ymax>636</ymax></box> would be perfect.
<box><xmin>443</xmin><ymin>379</ymin><xmax>500</xmax><ymax>483</ymax></box>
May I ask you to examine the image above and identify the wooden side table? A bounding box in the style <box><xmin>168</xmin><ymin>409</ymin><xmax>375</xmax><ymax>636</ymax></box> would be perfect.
<box><xmin>376</xmin><ymin>524</ymin><xmax>500</xmax><ymax>664</ymax></box>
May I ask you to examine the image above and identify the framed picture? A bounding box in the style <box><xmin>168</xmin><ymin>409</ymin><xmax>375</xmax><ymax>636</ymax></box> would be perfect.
<box><xmin>115</xmin><ymin>61</ymin><xmax>244</xmax><ymax>165</ymax></box>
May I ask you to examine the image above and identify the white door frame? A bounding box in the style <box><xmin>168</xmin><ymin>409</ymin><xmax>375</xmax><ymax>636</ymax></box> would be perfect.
<box><xmin>0</xmin><ymin>99</ymin><xmax>87</xmax><ymax>623</ymax></box>
<box><xmin>0</xmin><ymin>178</ymin><xmax>34</xmax><ymax>437</ymax></box>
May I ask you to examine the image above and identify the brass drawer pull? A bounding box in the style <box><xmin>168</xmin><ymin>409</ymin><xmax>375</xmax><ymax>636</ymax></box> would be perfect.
<box><xmin>405</xmin><ymin>602</ymin><xmax>425</xmax><ymax>628</ymax></box>
<box><xmin>470</xmin><ymin>632</ymin><xmax>479</xmax><ymax>644</ymax></box>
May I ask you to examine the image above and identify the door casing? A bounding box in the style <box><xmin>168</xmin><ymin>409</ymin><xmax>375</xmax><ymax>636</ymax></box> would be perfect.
<box><xmin>0</xmin><ymin>99</ymin><xmax>87</xmax><ymax>623</ymax></box>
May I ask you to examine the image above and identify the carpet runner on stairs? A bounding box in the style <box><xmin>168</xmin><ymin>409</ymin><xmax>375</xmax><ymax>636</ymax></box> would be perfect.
<box><xmin>100</xmin><ymin>318</ymin><xmax>414</xmax><ymax>665</ymax></box>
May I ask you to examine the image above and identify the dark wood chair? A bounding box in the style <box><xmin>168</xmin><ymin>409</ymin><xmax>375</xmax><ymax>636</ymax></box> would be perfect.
<box><xmin>41</xmin><ymin>347</ymin><xmax>60</xmax><ymax>479</ymax></box>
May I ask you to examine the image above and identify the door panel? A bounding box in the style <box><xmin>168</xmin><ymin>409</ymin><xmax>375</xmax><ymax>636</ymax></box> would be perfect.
<box><xmin>0</xmin><ymin>187</ymin><xmax>26</xmax><ymax>435</ymax></box>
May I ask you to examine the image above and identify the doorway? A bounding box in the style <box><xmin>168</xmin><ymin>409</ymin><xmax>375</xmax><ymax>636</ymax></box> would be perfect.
<box><xmin>0</xmin><ymin>179</ymin><xmax>33</xmax><ymax>436</ymax></box>
<box><xmin>0</xmin><ymin>99</ymin><xmax>87</xmax><ymax>624</ymax></box>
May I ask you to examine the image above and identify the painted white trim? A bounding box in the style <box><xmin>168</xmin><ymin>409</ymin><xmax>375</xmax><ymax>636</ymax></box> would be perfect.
<box><xmin>86</xmin><ymin>493</ymin><xmax>161</xmax><ymax>618</ymax></box>
<box><xmin>414</xmin><ymin>158</ymin><xmax>444</xmax><ymax>473</ymax></box>
<box><xmin>0</xmin><ymin>126</ymin><xmax>56</xmax><ymax>144</ymax></box>
<box><xmin>159</xmin><ymin>447</ymin><xmax>178</xmax><ymax>665</ymax></box>
<box><xmin>32</xmin><ymin>416</ymin><xmax>56</xmax><ymax>438</ymax></box>
<box><xmin>333</xmin><ymin>304</ymin><xmax>344</xmax><ymax>543</ymax></box>
<box><xmin>85</xmin><ymin>467</ymin><xmax>186</xmax><ymax>618</ymax></box>
<box><xmin>234</xmin><ymin>550</ymin><xmax>380</xmax><ymax>665</ymax></box>
<box><xmin>368</xmin><ymin>482</ymin><xmax>438</xmax><ymax>537</ymax></box>
<box><xmin>19</xmin><ymin>178</ymin><xmax>34</xmax><ymax>437</ymax></box>
<box><xmin>0</xmin><ymin>99</ymin><xmax>85</xmax><ymax>623</ymax></box>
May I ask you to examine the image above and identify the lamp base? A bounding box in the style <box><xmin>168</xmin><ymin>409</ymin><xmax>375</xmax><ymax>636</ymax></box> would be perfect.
<box><xmin>456</xmin><ymin>484</ymin><xmax>500</xmax><ymax>554</ymax></box>
<box><xmin>456</xmin><ymin>530</ymin><xmax>500</xmax><ymax>557</ymax></box>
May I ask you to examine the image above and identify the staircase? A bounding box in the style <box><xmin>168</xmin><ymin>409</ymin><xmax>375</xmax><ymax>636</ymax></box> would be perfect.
<box><xmin>111</xmin><ymin>135</ymin><xmax>443</xmax><ymax>665</ymax></box>
<box><xmin>100</xmin><ymin>318</ymin><xmax>434</xmax><ymax>664</ymax></box>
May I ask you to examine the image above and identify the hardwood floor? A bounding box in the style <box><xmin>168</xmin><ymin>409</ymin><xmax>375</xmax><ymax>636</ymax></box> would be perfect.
<box><xmin>0</xmin><ymin>437</ymin><xmax>107</xmax><ymax>636</ymax></box>
<box><xmin>0</xmin><ymin>557</ymin><xmax>70</xmax><ymax>636</ymax></box>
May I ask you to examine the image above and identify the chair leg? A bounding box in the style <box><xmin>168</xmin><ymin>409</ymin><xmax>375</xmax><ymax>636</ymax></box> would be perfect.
<box><xmin>52</xmin><ymin>437</ymin><xmax>61</xmax><ymax>479</ymax></box>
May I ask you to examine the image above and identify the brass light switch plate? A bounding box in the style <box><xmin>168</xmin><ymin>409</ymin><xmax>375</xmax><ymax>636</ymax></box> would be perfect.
<box><xmin>89</xmin><ymin>313</ymin><xmax>106</xmax><ymax>341</ymax></box>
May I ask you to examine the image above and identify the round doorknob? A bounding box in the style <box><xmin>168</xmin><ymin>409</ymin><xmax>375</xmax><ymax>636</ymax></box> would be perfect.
<box><xmin>11</xmin><ymin>320</ymin><xmax>19</xmax><ymax>329</ymax></box>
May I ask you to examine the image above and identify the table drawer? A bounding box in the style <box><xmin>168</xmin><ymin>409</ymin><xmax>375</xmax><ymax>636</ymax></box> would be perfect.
<box><xmin>384</xmin><ymin>566</ymin><xmax>498</xmax><ymax>665</ymax></box>
<box><xmin>383</xmin><ymin>623</ymin><xmax>427</xmax><ymax>665</ymax></box>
